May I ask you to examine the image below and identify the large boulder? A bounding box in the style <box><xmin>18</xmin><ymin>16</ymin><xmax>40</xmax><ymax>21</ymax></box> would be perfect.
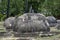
<box><xmin>4</xmin><ymin>17</ymin><xmax>15</xmax><ymax>31</ymax></box>
<box><xmin>17</xmin><ymin>20</ymin><xmax>50</xmax><ymax>33</ymax></box>
<box><xmin>46</xmin><ymin>16</ymin><xmax>57</xmax><ymax>27</ymax></box>
<box><xmin>13</xmin><ymin>13</ymin><xmax>50</xmax><ymax>33</ymax></box>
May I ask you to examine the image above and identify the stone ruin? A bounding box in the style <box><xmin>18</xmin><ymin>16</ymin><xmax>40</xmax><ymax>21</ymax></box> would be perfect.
<box><xmin>4</xmin><ymin>13</ymin><xmax>50</xmax><ymax>34</ymax></box>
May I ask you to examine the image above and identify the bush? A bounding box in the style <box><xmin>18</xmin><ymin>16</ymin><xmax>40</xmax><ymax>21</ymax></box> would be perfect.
<box><xmin>0</xmin><ymin>14</ymin><xmax>6</xmax><ymax>21</ymax></box>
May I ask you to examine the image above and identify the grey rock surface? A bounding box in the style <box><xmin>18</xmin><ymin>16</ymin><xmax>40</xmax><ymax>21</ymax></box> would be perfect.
<box><xmin>55</xmin><ymin>23</ymin><xmax>60</xmax><ymax>30</ymax></box>
<box><xmin>56</xmin><ymin>20</ymin><xmax>60</xmax><ymax>29</ymax></box>
<box><xmin>4</xmin><ymin>17</ymin><xmax>15</xmax><ymax>31</ymax></box>
<box><xmin>13</xmin><ymin>13</ymin><xmax>50</xmax><ymax>33</ymax></box>
<box><xmin>46</xmin><ymin>16</ymin><xmax>57</xmax><ymax>27</ymax></box>
<box><xmin>57</xmin><ymin>20</ymin><xmax>60</xmax><ymax>24</ymax></box>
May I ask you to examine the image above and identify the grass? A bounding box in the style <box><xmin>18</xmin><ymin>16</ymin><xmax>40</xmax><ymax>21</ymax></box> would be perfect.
<box><xmin>35</xmin><ymin>34</ymin><xmax>60</xmax><ymax>40</ymax></box>
<box><xmin>0</xmin><ymin>22</ymin><xmax>6</xmax><ymax>32</ymax></box>
<box><xmin>34</xmin><ymin>27</ymin><xmax>60</xmax><ymax>40</ymax></box>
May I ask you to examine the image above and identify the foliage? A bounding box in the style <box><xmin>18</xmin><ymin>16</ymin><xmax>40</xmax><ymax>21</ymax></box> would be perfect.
<box><xmin>0</xmin><ymin>0</ymin><xmax>60</xmax><ymax>21</ymax></box>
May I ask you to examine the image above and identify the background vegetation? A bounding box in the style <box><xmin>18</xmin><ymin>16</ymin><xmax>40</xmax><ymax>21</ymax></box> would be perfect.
<box><xmin>0</xmin><ymin>0</ymin><xmax>60</xmax><ymax>21</ymax></box>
